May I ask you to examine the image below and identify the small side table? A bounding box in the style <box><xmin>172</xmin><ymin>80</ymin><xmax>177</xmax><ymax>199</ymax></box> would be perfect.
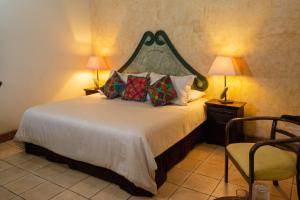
<box><xmin>84</xmin><ymin>88</ymin><xmax>99</xmax><ymax>96</ymax></box>
<box><xmin>205</xmin><ymin>99</ymin><xmax>246</xmax><ymax>146</ymax></box>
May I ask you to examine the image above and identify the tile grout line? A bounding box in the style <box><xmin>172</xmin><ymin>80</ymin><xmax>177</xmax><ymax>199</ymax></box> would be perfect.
<box><xmin>2</xmin><ymin>173</ymin><xmax>47</xmax><ymax>195</ymax></box>
<box><xmin>6</xmin><ymin>160</ymin><xmax>61</xmax><ymax>198</ymax></box>
<box><xmin>166</xmin><ymin>186</ymin><xmax>180</xmax><ymax>199</ymax></box>
<box><xmin>2</xmin><ymin>142</ymin><xmax>296</xmax><ymax>199</ymax></box>
<box><xmin>3</xmin><ymin>158</ymin><xmax>90</xmax><ymax>199</ymax></box>
<box><xmin>2</xmin><ymin>153</ymin><xmax>123</xmax><ymax>200</ymax></box>
<box><xmin>210</xmin><ymin>176</ymin><xmax>223</xmax><ymax>197</ymax></box>
<box><xmin>65</xmin><ymin>188</ymin><xmax>96</xmax><ymax>199</ymax></box>
<box><xmin>88</xmin><ymin>181</ymin><xmax>112</xmax><ymax>199</ymax></box>
<box><xmin>17</xmin><ymin>180</ymin><xmax>46</xmax><ymax>197</ymax></box>
<box><xmin>170</xmin><ymin>147</ymin><xmax>223</xmax><ymax>197</ymax></box>
<box><xmin>21</xmin><ymin>157</ymin><xmax>90</xmax><ymax>189</ymax></box>
<box><xmin>0</xmin><ymin>185</ymin><xmax>24</xmax><ymax>199</ymax></box>
<box><xmin>66</xmin><ymin>176</ymin><xmax>111</xmax><ymax>199</ymax></box>
<box><xmin>0</xmin><ymin>167</ymin><xmax>29</xmax><ymax>186</ymax></box>
<box><xmin>179</xmin><ymin>184</ymin><xmax>215</xmax><ymax>197</ymax></box>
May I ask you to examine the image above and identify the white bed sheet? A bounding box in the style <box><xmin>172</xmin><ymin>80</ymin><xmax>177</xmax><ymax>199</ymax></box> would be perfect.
<box><xmin>15</xmin><ymin>94</ymin><xmax>206</xmax><ymax>194</ymax></box>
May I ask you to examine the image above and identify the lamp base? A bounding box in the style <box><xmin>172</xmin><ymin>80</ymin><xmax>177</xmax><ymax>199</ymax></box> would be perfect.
<box><xmin>218</xmin><ymin>99</ymin><xmax>234</xmax><ymax>104</ymax></box>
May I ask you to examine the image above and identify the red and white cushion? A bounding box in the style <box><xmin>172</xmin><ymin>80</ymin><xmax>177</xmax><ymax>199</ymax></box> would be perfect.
<box><xmin>122</xmin><ymin>75</ymin><xmax>149</xmax><ymax>102</ymax></box>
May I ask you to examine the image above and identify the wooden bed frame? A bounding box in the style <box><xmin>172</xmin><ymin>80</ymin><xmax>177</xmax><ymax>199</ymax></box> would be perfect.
<box><xmin>25</xmin><ymin>124</ymin><xmax>206</xmax><ymax>196</ymax></box>
<box><xmin>24</xmin><ymin>30</ymin><xmax>208</xmax><ymax>196</ymax></box>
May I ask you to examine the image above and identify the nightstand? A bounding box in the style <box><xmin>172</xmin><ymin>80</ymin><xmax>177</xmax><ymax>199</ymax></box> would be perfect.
<box><xmin>205</xmin><ymin>99</ymin><xmax>246</xmax><ymax>146</ymax></box>
<box><xmin>84</xmin><ymin>88</ymin><xmax>99</xmax><ymax>96</ymax></box>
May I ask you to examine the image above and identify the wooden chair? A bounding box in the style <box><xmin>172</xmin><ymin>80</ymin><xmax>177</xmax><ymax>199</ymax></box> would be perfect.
<box><xmin>225</xmin><ymin>115</ymin><xmax>300</xmax><ymax>199</ymax></box>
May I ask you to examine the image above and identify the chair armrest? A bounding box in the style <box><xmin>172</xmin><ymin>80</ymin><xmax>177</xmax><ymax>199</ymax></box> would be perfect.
<box><xmin>250</xmin><ymin>137</ymin><xmax>300</xmax><ymax>155</ymax></box>
<box><xmin>281</xmin><ymin>115</ymin><xmax>300</xmax><ymax>124</ymax></box>
<box><xmin>225</xmin><ymin>116</ymin><xmax>281</xmax><ymax>145</ymax></box>
<box><xmin>248</xmin><ymin>137</ymin><xmax>300</xmax><ymax>180</ymax></box>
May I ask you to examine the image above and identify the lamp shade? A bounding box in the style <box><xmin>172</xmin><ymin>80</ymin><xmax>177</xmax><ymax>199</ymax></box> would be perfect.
<box><xmin>208</xmin><ymin>56</ymin><xmax>240</xmax><ymax>76</ymax></box>
<box><xmin>86</xmin><ymin>56</ymin><xmax>107</xmax><ymax>70</ymax></box>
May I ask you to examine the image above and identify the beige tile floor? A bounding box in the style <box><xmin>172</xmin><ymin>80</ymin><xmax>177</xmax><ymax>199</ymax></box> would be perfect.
<box><xmin>0</xmin><ymin>140</ymin><xmax>297</xmax><ymax>200</ymax></box>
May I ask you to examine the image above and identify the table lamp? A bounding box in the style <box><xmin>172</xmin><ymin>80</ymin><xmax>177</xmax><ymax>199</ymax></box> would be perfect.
<box><xmin>208</xmin><ymin>56</ymin><xmax>240</xmax><ymax>104</ymax></box>
<box><xmin>86</xmin><ymin>56</ymin><xmax>107</xmax><ymax>88</ymax></box>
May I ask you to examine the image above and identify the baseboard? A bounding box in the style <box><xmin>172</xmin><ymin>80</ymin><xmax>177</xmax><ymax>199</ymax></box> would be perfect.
<box><xmin>0</xmin><ymin>130</ymin><xmax>17</xmax><ymax>143</ymax></box>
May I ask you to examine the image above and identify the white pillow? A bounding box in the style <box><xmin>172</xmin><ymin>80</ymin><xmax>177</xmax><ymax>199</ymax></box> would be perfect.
<box><xmin>170</xmin><ymin>75</ymin><xmax>196</xmax><ymax>106</ymax></box>
<box><xmin>150</xmin><ymin>73</ymin><xmax>195</xmax><ymax>106</ymax></box>
<box><xmin>149</xmin><ymin>73</ymin><xmax>165</xmax><ymax>84</ymax></box>
<box><xmin>188</xmin><ymin>90</ymin><xmax>205</xmax><ymax>102</ymax></box>
<box><xmin>108</xmin><ymin>70</ymin><xmax>148</xmax><ymax>83</ymax></box>
<box><xmin>118</xmin><ymin>72</ymin><xmax>148</xmax><ymax>83</ymax></box>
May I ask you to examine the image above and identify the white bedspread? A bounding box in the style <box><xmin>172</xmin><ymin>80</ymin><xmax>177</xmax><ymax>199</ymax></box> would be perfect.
<box><xmin>15</xmin><ymin>94</ymin><xmax>206</xmax><ymax>194</ymax></box>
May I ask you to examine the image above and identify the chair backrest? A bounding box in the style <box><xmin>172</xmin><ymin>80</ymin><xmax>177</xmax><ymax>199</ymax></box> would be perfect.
<box><xmin>271</xmin><ymin>115</ymin><xmax>300</xmax><ymax>153</ymax></box>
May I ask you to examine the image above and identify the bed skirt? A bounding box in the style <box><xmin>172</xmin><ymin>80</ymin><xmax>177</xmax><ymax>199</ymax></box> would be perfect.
<box><xmin>25</xmin><ymin>123</ymin><xmax>206</xmax><ymax>196</ymax></box>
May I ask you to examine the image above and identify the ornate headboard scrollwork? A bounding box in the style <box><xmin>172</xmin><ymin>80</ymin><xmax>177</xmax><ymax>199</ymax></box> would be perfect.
<box><xmin>118</xmin><ymin>30</ymin><xmax>208</xmax><ymax>91</ymax></box>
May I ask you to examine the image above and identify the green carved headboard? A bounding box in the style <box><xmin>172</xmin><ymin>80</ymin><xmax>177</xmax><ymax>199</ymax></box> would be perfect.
<box><xmin>118</xmin><ymin>30</ymin><xmax>208</xmax><ymax>91</ymax></box>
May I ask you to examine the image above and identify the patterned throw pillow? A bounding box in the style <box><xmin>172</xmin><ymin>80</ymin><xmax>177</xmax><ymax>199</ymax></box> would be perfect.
<box><xmin>122</xmin><ymin>75</ymin><xmax>149</xmax><ymax>102</ymax></box>
<box><xmin>148</xmin><ymin>76</ymin><xmax>177</xmax><ymax>106</ymax></box>
<box><xmin>100</xmin><ymin>72</ymin><xmax>125</xmax><ymax>99</ymax></box>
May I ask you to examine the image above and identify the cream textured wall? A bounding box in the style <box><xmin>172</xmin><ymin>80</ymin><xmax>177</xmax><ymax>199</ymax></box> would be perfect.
<box><xmin>1</xmin><ymin>0</ymin><xmax>299</xmax><ymax>137</ymax></box>
<box><xmin>91</xmin><ymin>0</ymin><xmax>300</xmax><ymax>137</ymax></box>
<box><xmin>0</xmin><ymin>0</ymin><xmax>93</xmax><ymax>133</ymax></box>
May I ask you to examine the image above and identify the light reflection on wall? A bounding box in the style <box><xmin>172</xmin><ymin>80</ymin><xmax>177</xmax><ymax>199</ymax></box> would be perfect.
<box><xmin>98</xmin><ymin>70</ymin><xmax>111</xmax><ymax>87</ymax></box>
<box><xmin>62</xmin><ymin>0</ymin><xmax>92</xmax><ymax>55</ymax></box>
<box><xmin>199</xmin><ymin>1</ymin><xmax>270</xmax><ymax>57</ymax></box>
<box><xmin>90</xmin><ymin>0</ymin><xmax>123</xmax><ymax>56</ymax></box>
<box><xmin>54</xmin><ymin>0</ymin><xmax>95</xmax><ymax>98</ymax></box>
<box><xmin>53</xmin><ymin>71</ymin><xmax>94</xmax><ymax>100</ymax></box>
<box><xmin>89</xmin><ymin>0</ymin><xmax>300</xmax><ymax>137</ymax></box>
<box><xmin>200</xmin><ymin>2</ymin><xmax>272</xmax><ymax>125</ymax></box>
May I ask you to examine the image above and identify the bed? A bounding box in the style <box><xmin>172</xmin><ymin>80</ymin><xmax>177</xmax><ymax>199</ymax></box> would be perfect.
<box><xmin>15</xmin><ymin>30</ymin><xmax>208</xmax><ymax>196</ymax></box>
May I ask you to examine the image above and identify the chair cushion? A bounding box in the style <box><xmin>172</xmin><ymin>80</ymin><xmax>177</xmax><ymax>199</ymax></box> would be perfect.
<box><xmin>227</xmin><ymin>143</ymin><xmax>297</xmax><ymax>180</ymax></box>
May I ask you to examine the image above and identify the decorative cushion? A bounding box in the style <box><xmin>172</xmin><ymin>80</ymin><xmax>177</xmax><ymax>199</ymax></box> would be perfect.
<box><xmin>226</xmin><ymin>143</ymin><xmax>297</xmax><ymax>180</ymax></box>
<box><xmin>148</xmin><ymin>76</ymin><xmax>177</xmax><ymax>106</ymax></box>
<box><xmin>107</xmin><ymin>70</ymin><xmax>148</xmax><ymax>83</ymax></box>
<box><xmin>118</xmin><ymin>72</ymin><xmax>148</xmax><ymax>83</ymax></box>
<box><xmin>100</xmin><ymin>72</ymin><xmax>125</xmax><ymax>99</ymax></box>
<box><xmin>122</xmin><ymin>75</ymin><xmax>149</xmax><ymax>102</ymax></box>
<box><xmin>150</xmin><ymin>73</ymin><xmax>195</xmax><ymax>106</ymax></box>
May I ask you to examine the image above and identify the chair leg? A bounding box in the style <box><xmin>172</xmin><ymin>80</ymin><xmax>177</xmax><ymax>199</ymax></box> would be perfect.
<box><xmin>225</xmin><ymin>154</ymin><xmax>228</xmax><ymax>183</ymax></box>
<box><xmin>248</xmin><ymin>176</ymin><xmax>254</xmax><ymax>199</ymax></box>
<box><xmin>249</xmin><ymin>182</ymin><xmax>253</xmax><ymax>199</ymax></box>
<box><xmin>273</xmin><ymin>180</ymin><xmax>279</xmax><ymax>186</ymax></box>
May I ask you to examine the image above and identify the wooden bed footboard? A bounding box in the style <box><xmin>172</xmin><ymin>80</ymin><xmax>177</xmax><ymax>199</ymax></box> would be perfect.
<box><xmin>25</xmin><ymin>123</ymin><xmax>206</xmax><ymax>196</ymax></box>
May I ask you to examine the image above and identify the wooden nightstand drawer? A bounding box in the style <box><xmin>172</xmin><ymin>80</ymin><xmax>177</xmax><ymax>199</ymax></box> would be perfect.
<box><xmin>207</xmin><ymin>111</ymin><xmax>234</xmax><ymax>125</ymax></box>
<box><xmin>205</xmin><ymin>99</ymin><xmax>246</xmax><ymax>146</ymax></box>
<box><xmin>207</xmin><ymin>106</ymin><xmax>236</xmax><ymax>116</ymax></box>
